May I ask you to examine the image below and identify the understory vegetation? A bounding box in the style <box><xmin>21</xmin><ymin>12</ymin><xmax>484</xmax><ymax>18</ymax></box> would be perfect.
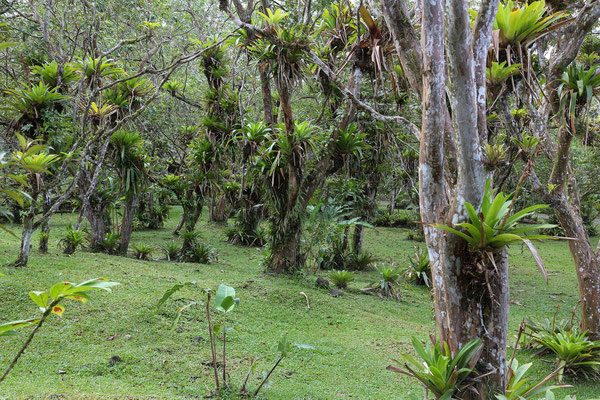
<box><xmin>4</xmin><ymin>0</ymin><xmax>600</xmax><ymax>398</ymax></box>
<box><xmin>0</xmin><ymin>210</ymin><xmax>599</xmax><ymax>399</ymax></box>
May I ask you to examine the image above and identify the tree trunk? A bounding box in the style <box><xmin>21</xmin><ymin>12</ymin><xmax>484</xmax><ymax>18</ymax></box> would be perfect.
<box><xmin>119</xmin><ymin>195</ymin><xmax>138</xmax><ymax>255</ymax></box>
<box><xmin>86</xmin><ymin>206</ymin><xmax>107</xmax><ymax>250</ymax></box>
<box><xmin>269</xmin><ymin>214</ymin><xmax>304</xmax><ymax>273</ymax></box>
<box><xmin>259</xmin><ymin>65</ymin><xmax>274</xmax><ymax>126</ymax></box>
<box><xmin>38</xmin><ymin>191</ymin><xmax>51</xmax><ymax>253</ymax></box>
<box><xmin>429</xmin><ymin>237</ymin><xmax>510</xmax><ymax>397</ymax></box>
<box><xmin>209</xmin><ymin>196</ymin><xmax>227</xmax><ymax>223</ymax></box>
<box><xmin>15</xmin><ymin>211</ymin><xmax>35</xmax><ymax>267</ymax></box>
<box><xmin>352</xmin><ymin>225</ymin><xmax>364</xmax><ymax>255</ymax></box>
<box><xmin>419</xmin><ymin>0</ymin><xmax>507</xmax><ymax>396</ymax></box>
<box><xmin>552</xmin><ymin>193</ymin><xmax>600</xmax><ymax>339</ymax></box>
<box><xmin>173</xmin><ymin>214</ymin><xmax>185</xmax><ymax>235</ymax></box>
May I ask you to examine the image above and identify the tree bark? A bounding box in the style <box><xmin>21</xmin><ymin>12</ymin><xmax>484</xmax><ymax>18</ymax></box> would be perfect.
<box><xmin>86</xmin><ymin>205</ymin><xmax>107</xmax><ymax>250</ymax></box>
<box><xmin>118</xmin><ymin>195</ymin><xmax>139</xmax><ymax>255</ymax></box>
<box><xmin>38</xmin><ymin>191</ymin><xmax>51</xmax><ymax>253</ymax></box>
<box><xmin>15</xmin><ymin>211</ymin><xmax>35</xmax><ymax>267</ymax></box>
<box><xmin>420</xmin><ymin>0</ymin><xmax>508</xmax><ymax>396</ymax></box>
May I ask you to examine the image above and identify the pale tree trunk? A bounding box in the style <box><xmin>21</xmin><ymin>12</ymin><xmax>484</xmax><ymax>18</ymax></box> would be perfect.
<box><xmin>15</xmin><ymin>210</ymin><xmax>35</xmax><ymax>267</ymax></box>
<box><xmin>38</xmin><ymin>190</ymin><xmax>51</xmax><ymax>253</ymax></box>
<box><xmin>119</xmin><ymin>195</ymin><xmax>139</xmax><ymax>255</ymax></box>
<box><xmin>14</xmin><ymin>177</ymin><xmax>40</xmax><ymax>267</ymax></box>
<box><xmin>420</xmin><ymin>0</ymin><xmax>507</xmax><ymax>396</ymax></box>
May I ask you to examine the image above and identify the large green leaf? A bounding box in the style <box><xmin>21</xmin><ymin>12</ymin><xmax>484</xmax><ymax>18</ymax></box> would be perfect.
<box><xmin>156</xmin><ymin>281</ymin><xmax>197</xmax><ymax>308</ymax></box>
<box><xmin>29</xmin><ymin>291</ymin><xmax>49</xmax><ymax>310</ymax></box>
<box><xmin>215</xmin><ymin>284</ymin><xmax>238</xmax><ymax>313</ymax></box>
<box><xmin>278</xmin><ymin>335</ymin><xmax>291</xmax><ymax>357</ymax></box>
<box><xmin>66</xmin><ymin>278</ymin><xmax>120</xmax><ymax>295</ymax></box>
<box><xmin>0</xmin><ymin>318</ymin><xmax>39</xmax><ymax>337</ymax></box>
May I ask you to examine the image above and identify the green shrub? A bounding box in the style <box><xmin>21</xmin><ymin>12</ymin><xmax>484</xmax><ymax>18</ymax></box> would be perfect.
<box><xmin>183</xmin><ymin>241</ymin><xmax>218</xmax><ymax>264</ymax></box>
<box><xmin>533</xmin><ymin>327</ymin><xmax>600</xmax><ymax>381</ymax></box>
<box><xmin>347</xmin><ymin>249</ymin><xmax>377</xmax><ymax>271</ymax></box>
<box><xmin>328</xmin><ymin>270</ymin><xmax>356</xmax><ymax>289</ymax></box>
<box><xmin>403</xmin><ymin>248</ymin><xmax>431</xmax><ymax>287</ymax></box>
<box><xmin>161</xmin><ymin>240</ymin><xmax>182</xmax><ymax>261</ymax></box>
<box><xmin>98</xmin><ymin>232</ymin><xmax>120</xmax><ymax>254</ymax></box>
<box><xmin>317</xmin><ymin>239</ymin><xmax>348</xmax><ymax>270</ymax></box>
<box><xmin>132</xmin><ymin>243</ymin><xmax>155</xmax><ymax>260</ymax></box>
<box><xmin>371</xmin><ymin>209</ymin><xmax>418</xmax><ymax>228</ymax></box>
<box><xmin>387</xmin><ymin>336</ymin><xmax>483</xmax><ymax>399</ymax></box>
<box><xmin>57</xmin><ymin>225</ymin><xmax>86</xmax><ymax>255</ymax></box>
<box><xmin>225</xmin><ymin>223</ymin><xmax>265</xmax><ymax>246</ymax></box>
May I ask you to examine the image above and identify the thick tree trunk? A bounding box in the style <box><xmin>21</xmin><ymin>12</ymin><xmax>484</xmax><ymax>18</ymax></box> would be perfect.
<box><xmin>419</xmin><ymin>0</ymin><xmax>507</xmax><ymax>396</ymax></box>
<box><xmin>86</xmin><ymin>206</ymin><xmax>107</xmax><ymax>250</ymax></box>
<box><xmin>209</xmin><ymin>196</ymin><xmax>227</xmax><ymax>223</ymax></box>
<box><xmin>259</xmin><ymin>65</ymin><xmax>274</xmax><ymax>126</ymax></box>
<box><xmin>119</xmin><ymin>195</ymin><xmax>138</xmax><ymax>255</ymax></box>
<box><xmin>430</xmin><ymin>238</ymin><xmax>510</xmax><ymax>397</ymax></box>
<box><xmin>269</xmin><ymin>214</ymin><xmax>304</xmax><ymax>273</ymax></box>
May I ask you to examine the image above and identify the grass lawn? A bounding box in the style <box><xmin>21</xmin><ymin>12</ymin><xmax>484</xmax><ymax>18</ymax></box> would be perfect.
<box><xmin>1</xmin><ymin>208</ymin><xmax>599</xmax><ymax>399</ymax></box>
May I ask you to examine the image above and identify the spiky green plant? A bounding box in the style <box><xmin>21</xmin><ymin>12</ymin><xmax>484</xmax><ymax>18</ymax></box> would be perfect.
<box><xmin>73</xmin><ymin>56</ymin><xmax>124</xmax><ymax>81</ymax></box>
<box><xmin>335</xmin><ymin>124</ymin><xmax>369</xmax><ymax>157</ymax></box>
<box><xmin>387</xmin><ymin>337</ymin><xmax>483</xmax><ymax>399</ymax></box>
<box><xmin>132</xmin><ymin>243</ymin><xmax>156</xmax><ymax>260</ymax></box>
<box><xmin>496</xmin><ymin>359</ymin><xmax>568</xmax><ymax>400</ymax></box>
<box><xmin>512</xmin><ymin>134</ymin><xmax>540</xmax><ymax>154</ymax></box>
<box><xmin>1</xmin><ymin>82</ymin><xmax>69</xmax><ymax>121</ymax></box>
<box><xmin>369</xmin><ymin>263</ymin><xmax>403</xmax><ymax>300</ymax></box>
<box><xmin>403</xmin><ymin>249</ymin><xmax>431</xmax><ymax>287</ymax></box>
<box><xmin>328</xmin><ymin>270</ymin><xmax>356</xmax><ymax>289</ymax></box>
<box><xmin>558</xmin><ymin>63</ymin><xmax>600</xmax><ymax>117</ymax></box>
<box><xmin>257</xmin><ymin>8</ymin><xmax>289</xmax><ymax>29</ymax></box>
<box><xmin>534</xmin><ymin>327</ymin><xmax>600</xmax><ymax>381</ymax></box>
<box><xmin>161</xmin><ymin>240</ymin><xmax>182</xmax><ymax>261</ymax></box>
<box><xmin>484</xmin><ymin>143</ymin><xmax>509</xmax><ymax>168</ymax></box>
<box><xmin>486</xmin><ymin>61</ymin><xmax>522</xmax><ymax>86</ymax></box>
<box><xmin>58</xmin><ymin>225</ymin><xmax>86</xmax><ymax>255</ymax></box>
<box><xmin>435</xmin><ymin>180</ymin><xmax>554</xmax><ymax>251</ymax></box>
<box><xmin>494</xmin><ymin>1</ymin><xmax>567</xmax><ymax>46</ymax></box>
<box><xmin>30</xmin><ymin>61</ymin><xmax>80</xmax><ymax>88</ymax></box>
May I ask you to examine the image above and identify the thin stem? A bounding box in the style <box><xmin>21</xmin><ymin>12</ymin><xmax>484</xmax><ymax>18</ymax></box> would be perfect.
<box><xmin>253</xmin><ymin>356</ymin><xmax>283</xmax><ymax>396</ymax></box>
<box><xmin>0</xmin><ymin>299</ymin><xmax>59</xmax><ymax>384</ymax></box>
<box><xmin>240</xmin><ymin>358</ymin><xmax>256</xmax><ymax>394</ymax></box>
<box><xmin>222</xmin><ymin>325</ymin><xmax>226</xmax><ymax>386</ymax></box>
<box><xmin>205</xmin><ymin>293</ymin><xmax>219</xmax><ymax>390</ymax></box>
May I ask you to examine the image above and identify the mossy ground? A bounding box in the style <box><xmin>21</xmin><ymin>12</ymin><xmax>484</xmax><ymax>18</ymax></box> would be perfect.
<box><xmin>1</xmin><ymin>208</ymin><xmax>599</xmax><ymax>399</ymax></box>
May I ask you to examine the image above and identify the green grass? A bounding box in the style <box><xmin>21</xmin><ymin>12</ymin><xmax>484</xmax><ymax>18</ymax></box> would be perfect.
<box><xmin>0</xmin><ymin>208</ymin><xmax>599</xmax><ymax>399</ymax></box>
